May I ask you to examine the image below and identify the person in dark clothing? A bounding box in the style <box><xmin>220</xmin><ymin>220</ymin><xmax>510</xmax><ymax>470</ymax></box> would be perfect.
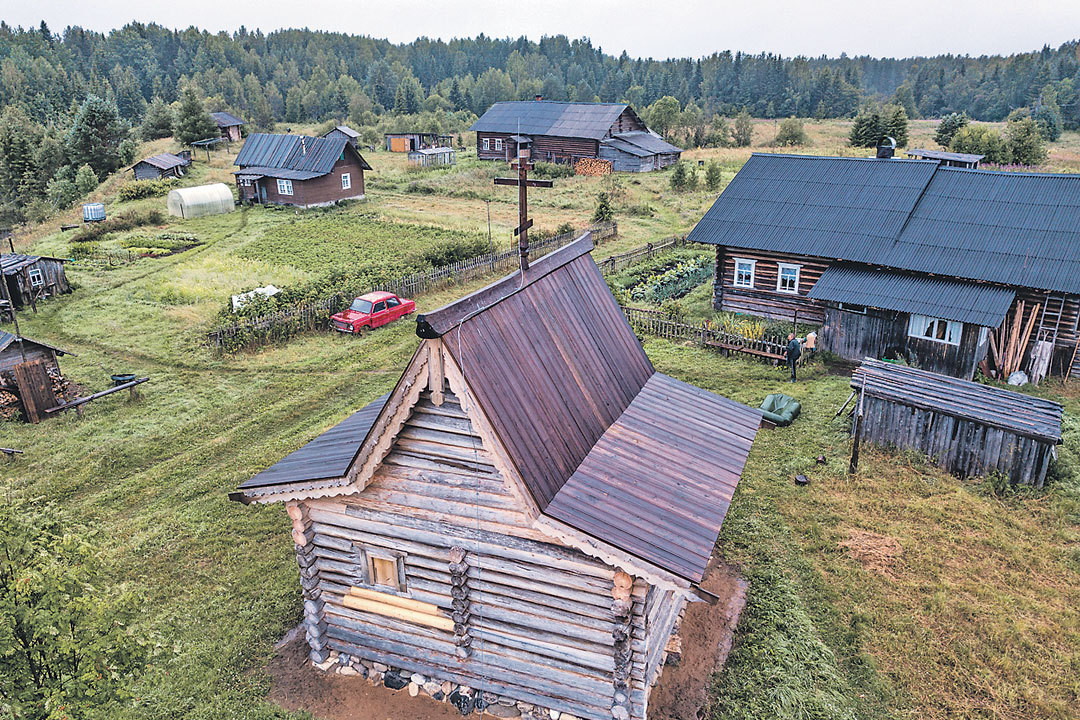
<box><xmin>786</xmin><ymin>333</ymin><xmax>801</xmax><ymax>382</ymax></box>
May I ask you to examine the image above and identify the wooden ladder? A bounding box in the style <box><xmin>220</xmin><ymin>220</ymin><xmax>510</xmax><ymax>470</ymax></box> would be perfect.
<box><xmin>1037</xmin><ymin>293</ymin><xmax>1067</xmax><ymax>345</ymax></box>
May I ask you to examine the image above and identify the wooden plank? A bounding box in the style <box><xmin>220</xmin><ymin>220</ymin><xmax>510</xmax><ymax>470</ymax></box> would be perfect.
<box><xmin>13</xmin><ymin>359</ymin><xmax>57</xmax><ymax>423</ymax></box>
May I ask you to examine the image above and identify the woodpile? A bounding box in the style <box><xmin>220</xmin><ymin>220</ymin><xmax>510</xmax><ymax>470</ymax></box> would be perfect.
<box><xmin>0</xmin><ymin>366</ymin><xmax>70</xmax><ymax>422</ymax></box>
<box><xmin>575</xmin><ymin>158</ymin><xmax>612</xmax><ymax>176</ymax></box>
<box><xmin>987</xmin><ymin>301</ymin><xmax>1041</xmax><ymax>379</ymax></box>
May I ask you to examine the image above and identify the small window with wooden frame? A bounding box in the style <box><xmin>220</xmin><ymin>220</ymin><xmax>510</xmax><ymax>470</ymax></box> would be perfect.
<box><xmin>494</xmin><ymin>138</ymin><xmax>503</xmax><ymax>151</ymax></box>
<box><xmin>733</xmin><ymin>258</ymin><xmax>756</xmax><ymax>288</ymax></box>
<box><xmin>776</xmin><ymin>263</ymin><xmax>801</xmax><ymax>294</ymax></box>
<box><xmin>28</xmin><ymin>268</ymin><xmax>44</xmax><ymax>287</ymax></box>
<box><xmin>483</xmin><ymin>138</ymin><xmax>490</xmax><ymax>151</ymax></box>
<box><xmin>353</xmin><ymin>544</ymin><xmax>407</xmax><ymax>593</ymax></box>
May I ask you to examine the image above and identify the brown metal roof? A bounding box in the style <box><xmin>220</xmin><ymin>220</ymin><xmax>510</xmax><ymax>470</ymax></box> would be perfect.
<box><xmin>545</xmin><ymin>373</ymin><xmax>762</xmax><ymax>582</ymax></box>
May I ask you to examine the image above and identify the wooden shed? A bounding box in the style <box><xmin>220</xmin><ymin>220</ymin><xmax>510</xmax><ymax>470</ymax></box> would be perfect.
<box><xmin>323</xmin><ymin>125</ymin><xmax>361</xmax><ymax>148</ymax></box>
<box><xmin>129</xmin><ymin>152</ymin><xmax>191</xmax><ymax>180</ymax></box>
<box><xmin>0</xmin><ymin>331</ymin><xmax>72</xmax><ymax>423</ymax></box>
<box><xmin>850</xmin><ymin>359</ymin><xmax>1063</xmax><ymax>487</ymax></box>
<box><xmin>211</xmin><ymin>111</ymin><xmax>246</xmax><ymax>142</ymax></box>
<box><xmin>385</xmin><ymin>132</ymin><xmax>454</xmax><ymax>152</ymax></box>
<box><xmin>1</xmin><ymin>253</ymin><xmax>70</xmax><ymax>309</ymax></box>
<box><xmin>231</xmin><ymin>233</ymin><xmax>763</xmax><ymax>720</ymax></box>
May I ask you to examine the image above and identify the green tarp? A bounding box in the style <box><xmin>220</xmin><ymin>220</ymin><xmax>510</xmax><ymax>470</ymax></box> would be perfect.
<box><xmin>760</xmin><ymin>393</ymin><xmax>801</xmax><ymax>426</ymax></box>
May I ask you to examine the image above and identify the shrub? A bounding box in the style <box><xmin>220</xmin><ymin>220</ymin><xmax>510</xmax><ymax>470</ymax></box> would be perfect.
<box><xmin>732</xmin><ymin>110</ymin><xmax>753</xmax><ymax>147</ymax></box>
<box><xmin>592</xmin><ymin>192</ymin><xmax>614</xmax><ymax>222</ymax></box>
<box><xmin>935</xmin><ymin>112</ymin><xmax>969</xmax><ymax>148</ymax></box>
<box><xmin>71</xmin><ymin>209</ymin><xmax>165</xmax><ymax>243</ymax></box>
<box><xmin>1005</xmin><ymin>115</ymin><xmax>1048</xmax><ymax>166</ymax></box>
<box><xmin>118</xmin><ymin>232</ymin><xmax>200</xmax><ymax>253</ymax></box>
<box><xmin>532</xmin><ymin>161</ymin><xmax>575</xmax><ymax>179</ymax></box>
<box><xmin>413</xmin><ymin>236</ymin><xmax>491</xmax><ymax>267</ymax></box>
<box><xmin>773</xmin><ymin>117</ymin><xmax>808</xmax><ymax>147</ymax></box>
<box><xmin>951</xmin><ymin>124</ymin><xmax>1010</xmax><ymax>164</ymax></box>
<box><xmin>117</xmin><ymin>179</ymin><xmax>178</xmax><ymax>201</ymax></box>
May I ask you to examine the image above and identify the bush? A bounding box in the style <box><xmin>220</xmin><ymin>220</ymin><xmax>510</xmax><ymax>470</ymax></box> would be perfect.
<box><xmin>592</xmin><ymin>192</ymin><xmax>614</xmax><ymax>223</ymax></box>
<box><xmin>531</xmin><ymin>161</ymin><xmax>575</xmax><ymax>179</ymax></box>
<box><xmin>1005</xmin><ymin>115</ymin><xmax>1048</xmax><ymax>166</ymax></box>
<box><xmin>117</xmin><ymin>179</ymin><xmax>178</xmax><ymax>201</ymax></box>
<box><xmin>935</xmin><ymin>112</ymin><xmax>969</xmax><ymax>148</ymax></box>
<box><xmin>951</xmin><ymin>124</ymin><xmax>1010</xmax><ymax>164</ymax></box>
<box><xmin>732</xmin><ymin>110</ymin><xmax>753</xmax><ymax>147</ymax></box>
<box><xmin>72</xmin><ymin>209</ymin><xmax>165</xmax><ymax>243</ymax></box>
<box><xmin>413</xmin><ymin>236</ymin><xmax>491</xmax><ymax>267</ymax></box>
<box><xmin>773</xmin><ymin>117</ymin><xmax>808</xmax><ymax>146</ymax></box>
<box><xmin>118</xmin><ymin>232</ymin><xmax>200</xmax><ymax>253</ymax></box>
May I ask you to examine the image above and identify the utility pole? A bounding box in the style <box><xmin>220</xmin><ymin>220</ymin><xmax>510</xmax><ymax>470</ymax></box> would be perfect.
<box><xmin>493</xmin><ymin>147</ymin><xmax>553</xmax><ymax>271</ymax></box>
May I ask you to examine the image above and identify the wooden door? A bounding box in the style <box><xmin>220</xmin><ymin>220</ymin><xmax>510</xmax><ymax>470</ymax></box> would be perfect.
<box><xmin>13</xmin><ymin>359</ymin><xmax>57</xmax><ymax>423</ymax></box>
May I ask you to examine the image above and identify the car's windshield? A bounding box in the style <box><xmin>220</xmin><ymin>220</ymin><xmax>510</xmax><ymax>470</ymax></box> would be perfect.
<box><xmin>349</xmin><ymin>298</ymin><xmax>373</xmax><ymax>313</ymax></box>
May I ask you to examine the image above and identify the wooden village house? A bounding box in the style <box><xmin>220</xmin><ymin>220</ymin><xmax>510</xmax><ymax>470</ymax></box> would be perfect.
<box><xmin>129</xmin><ymin>151</ymin><xmax>191</xmax><ymax>180</ymax></box>
<box><xmin>1</xmin><ymin>253</ymin><xmax>70</xmax><ymax>309</ymax></box>
<box><xmin>211</xmin><ymin>111</ymin><xmax>246</xmax><ymax>142</ymax></box>
<box><xmin>471</xmin><ymin>100</ymin><xmax>682</xmax><ymax>170</ymax></box>
<box><xmin>686</xmin><ymin>153</ymin><xmax>1080</xmax><ymax>381</ymax></box>
<box><xmin>231</xmin><ymin>234</ymin><xmax>763</xmax><ymax>720</ymax></box>
<box><xmin>323</xmin><ymin>125</ymin><xmax>361</xmax><ymax>149</ymax></box>
<box><xmin>233</xmin><ymin>133</ymin><xmax>372</xmax><ymax>209</ymax></box>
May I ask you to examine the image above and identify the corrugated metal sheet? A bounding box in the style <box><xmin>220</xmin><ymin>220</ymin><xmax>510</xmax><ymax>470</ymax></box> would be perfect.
<box><xmin>600</xmin><ymin>138</ymin><xmax>652</xmax><ymax>158</ymax></box>
<box><xmin>906</xmin><ymin>148</ymin><xmax>984</xmax><ymax>163</ymax></box>
<box><xmin>853</xmin><ymin>359</ymin><xmax>1062</xmax><ymax>442</ymax></box>
<box><xmin>808</xmin><ymin>265</ymin><xmax>1016</xmax><ymax>326</ymax></box>
<box><xmin>689</xmin><ymin>153</ymin><xmax>1080</xmax><ymax>295</ymax></box>
<box><xmin>211</xmin><ymin>111</ymin><xmax>245</xmax><ymax>127</ymax></box>
<box><xmin>545</xmin><ymin>373</ymin><xmax>761</xmax><ymax>583</ymax></box>
<box><xmin>608</xmin><ymin>131</ymin><xmax>682</xmax><ymax>155</ymax></box>
<box><xmin>1</xmin><ymin>253</ymin><xmax>66</xmax><ymax>275</ymax></box>
<box><xmin>136</xmin><ymin>153</ymin><xmax>185</xmax><ymax>171</ymax></box>
<box><xmin>239</xmin><ymin>394</ymin><xmax>390</xmax><ymax>489</ymax></box>
<box><xmin>235</xmin><ymin>133</ymin><xmax>371</xmax><ymax>175</ymax></box>
<box><xmin>230</xmin><ymin>166</ymin><xmax>323</xmax><ymax>181</ymax></box>
<box><xmin>470</xmin><ymin>101</ymin><xmax>630</xmax><ymax>140</ymax></box>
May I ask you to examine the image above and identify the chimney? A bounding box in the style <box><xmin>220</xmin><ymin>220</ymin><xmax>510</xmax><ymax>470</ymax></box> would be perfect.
<box><xmin>535</xmin><ymin>94</ymin><xmax>543</xmax><ymax>102</ymax></box>
<box><xmin>300</xmin><ymin>137</ymin><xmax>307</xmax><ymax>155</ymax></box>
<box><xmin>876</xmin><ymin>136</ymin><xmax>896</xmax><ymax>159</ymax></box>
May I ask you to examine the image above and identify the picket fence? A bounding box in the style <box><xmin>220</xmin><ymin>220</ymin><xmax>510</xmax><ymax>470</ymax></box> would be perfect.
<box><xmin>207</xmin><ymin>221</ymin><xmax>618</xmax><ymax>352</ymax></box>
<box><xmin>620</xmin><ymin>305</ymin><xmax>788</xmax><ymax>361</ymax></box>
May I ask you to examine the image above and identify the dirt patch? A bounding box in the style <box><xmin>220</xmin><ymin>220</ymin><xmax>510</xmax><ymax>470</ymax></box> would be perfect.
<box><xmin>838</xmin><ymin>529</ymin><xmax>903</xmax><ymax>578</ymax></box>
<box><xmin>648</xmin><ymin>560</ymin><xmax>748</xmax><ymax>720</ymax></box>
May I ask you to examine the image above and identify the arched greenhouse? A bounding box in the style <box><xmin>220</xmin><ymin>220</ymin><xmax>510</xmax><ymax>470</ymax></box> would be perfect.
<box><xmin>166</xmin><ymin>183</ymin><xmax>235</xmax><ymax>219</ymax></box>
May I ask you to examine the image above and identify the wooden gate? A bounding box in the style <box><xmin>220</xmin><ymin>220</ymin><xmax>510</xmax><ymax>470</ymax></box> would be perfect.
<box><xmin>13</xmin><ymin>359</ymin><xmax>57</xmax><ymax>423</ymax></box>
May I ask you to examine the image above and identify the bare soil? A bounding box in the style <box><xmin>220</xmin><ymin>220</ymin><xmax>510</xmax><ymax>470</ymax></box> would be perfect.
<box><xmin>266</xmin><ymin>560</ymin><xmax>747</xmax><ymax>720</ymax></box>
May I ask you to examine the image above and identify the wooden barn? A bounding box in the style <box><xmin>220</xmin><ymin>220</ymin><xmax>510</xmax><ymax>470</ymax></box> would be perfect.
<box><xmin>904</xmin><ymin>148</ymin><xmax>984</xmax><ymax>169</ymax></box>
<box><xmin>129</xmin><ymin>152</ymin><xmax>191</xmax><ymax>180</ymax></box>
<box><xmin>687</xmin><ymin>153</ymin><xmax>1080</xmax><ymax>380</ymax></box>
<box><xmin>385</xmin><ymin>132</ymin><xmax>454</xmax><ymax>153</ymax></box>
<box><xmin>850</xmin><ymin>359</ymin><xmax>1063</xmax><ymax>487</ymax></box>
<box><xmin>471</xmin><ymin>100</ymin><xmax>680</xmax><ymax>169</ymax></box>
<box><xmin>408</xmin><ymin>146</ymin><xmax>456</xmax><ymax>167</ymax></box>
<box><xmin>0</xmin><ymin>331</ymin><xmax>72</xmax><ymax>422</ymax></box>
<box><xmin>231</xmin><ymin>233</ymin><xmax>763</xmax><ymax>720</ymax></box>
<box><xmin>1</xmin><ymin>253</ymin><xmax>70</xmax><ymax>309</ymax></box>
<box><xmin>211</xmin><ymin>111</ymin><xmax>245</xmax><ymax>142</ymax></box>
<box><xmin>233</xmin><ymin>133</ymin><xmax>372</xmax><ymax>209</ymax></box>
<box><xmin>323</xmin><ymin>125</ymin><xmax>361</xmax><ymax>148</ymax></box>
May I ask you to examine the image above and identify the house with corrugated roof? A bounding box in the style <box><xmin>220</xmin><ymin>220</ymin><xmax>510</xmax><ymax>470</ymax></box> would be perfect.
<box><xmin>211</xmin><ymin>111</ymin><xmax>246</xmax><ymax>142</ymax></box>
<box><xmin>687</xmin><ymin>153</ymin><xmax>1080</xmax><ymax>380</ymax></box>
<box><xmin>230</xmin><ymin>232</ymin><xmax>762</xmax><ymax>720</ymax></box>
<box><xmin>233</xmin><ymin>133</ymin><xmax>373</xmax><ymax>208</ymax></box>
<box><xmin>129</xmin><ymin>151</ymin><xmax>191</xmax><ymax>180</ymax></box>
<box><xmin>471</xmin><ymin>100</ymin><xmax>681</xmax><ymax>170</ymax></box>
<box><xmin>1</xmin><ymin>253</ymin><xmax>69</xmax><ymax>309</ymax></box>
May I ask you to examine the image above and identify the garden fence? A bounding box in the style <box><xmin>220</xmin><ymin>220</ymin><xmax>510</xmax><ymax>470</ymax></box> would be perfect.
<box><xmin>620</xmin><ymin>305</ymin><xmax>788</xmax><ymax>362</ymax></box>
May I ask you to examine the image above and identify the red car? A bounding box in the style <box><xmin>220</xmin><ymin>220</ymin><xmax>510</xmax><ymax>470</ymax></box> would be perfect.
<box><xmin>330</xmin><ymin>291</ymin><xmax>416</xmax><ymax>333</ymax></box>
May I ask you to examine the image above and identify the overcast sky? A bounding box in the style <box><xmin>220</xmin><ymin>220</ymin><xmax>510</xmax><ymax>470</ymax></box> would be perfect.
<box><xmin>10</xmin><ymin>0</ymin><xmax>1080</xmax><ymax>60</ymax></box>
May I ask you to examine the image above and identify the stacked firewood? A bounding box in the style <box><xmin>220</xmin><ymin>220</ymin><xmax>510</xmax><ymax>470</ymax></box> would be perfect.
<box><xmin>0</xmin><ymin>366</ymin><xmax>71</xmax><ymax>421</ymax></box>
<box><xmin>575</xmin><ymin>158</ymin><xmax>613</xmax><ymax>176</ymax></box>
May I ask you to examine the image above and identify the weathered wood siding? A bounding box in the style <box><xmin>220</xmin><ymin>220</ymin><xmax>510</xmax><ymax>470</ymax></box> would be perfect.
<box><xmin>0</xmin><ymin>344</ymin><xmax>58</xmax><ymax>382</ymax></box>
<box><xmin>640</xmin><ymin>585</ymin><xmax>685</xmax><ymax>710</ymax></box>
<box><xmin>4</xmin><ymin>258</ymin><xmax>70</xmax><ymax>308</ymax></box>
<box><xmin>477</xmin><ymin>131</ymin><xmax>600</xmax><ymax>163</ymax></box>
<box><xmin>854</xmin><ymin>394</ymin><xmax>1056</xmax><ymax>486</ymax></box>
<box><xmin>713</xmin><ymin>247</ymin><xmax>828</xmax><ymax>324</ymax></box>
<box><xmin>300</xmin><ymin>386</ymin><xmax>657</xmax><ymax>720</ymax></box>
<box><xmin>604</xmin><ymin>108</ymin><xmax>648</xmax><ymax>136</ymax></box>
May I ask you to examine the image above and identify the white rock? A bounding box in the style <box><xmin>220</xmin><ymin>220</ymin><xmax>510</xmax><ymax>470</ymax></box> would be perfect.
<box><xmin>411</xmin><ymin>673</ymin><xmax>427</xmax><ymax>685</ymax></box>
<box><xmin>423</xmin><ymin>681</ymin><xmax>443</xmax><ymax>696</ymax></box>
<box><xmin>548</xmin><ymin>711</ymin><xmax>561</xmax><ymax>720</ymax></box>
<box><xmin>338</xmin><ymin>666</ymin><xmax>358</xmax><ymax>676</ymax></box>
<box><xmin>314</xmin><ymin>658</ymin><xmax>337</xmax><ymax>672</ymax></box>
<box><xmin>408</xmin><ymin>682</ymin><xmax>420</xmax><ymax>697</ymax></box>
<box><xmin>441</xmin><ymin>681</ymin><xmax>453</xmax><ymax>695</ymax></box>
<box><xmin>372</xmin><ymin>662</ymin><xmax>389</xmax><ymax>672</ymax></box>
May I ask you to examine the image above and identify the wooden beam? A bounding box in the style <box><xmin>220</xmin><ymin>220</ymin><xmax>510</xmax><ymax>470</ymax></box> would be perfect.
<box><xmin>45</xmin><ymin>377</ymin><xmax>149</xmax><ymax>414</ymax></box>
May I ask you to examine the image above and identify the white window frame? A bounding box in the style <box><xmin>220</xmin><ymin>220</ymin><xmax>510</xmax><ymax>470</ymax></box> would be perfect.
<box><xmin>341</xmin><ymin>172</ymin><xmax>351</xmax><ymax>190</ymax></box>
<box><xmin>27</xmin><ymin>268</ymin><xmax>44</xmax><ymax>287</ymax></box>
<box><xmin>776</xmin><ymin>263</ymin><xmax>801</xmax><ymax>294</ymax></box>
<box><xmin>733</xmin><ymin>258</ymin><xmax>756</xmax><ymax>289</ymax></box>
<box><xmin>908</xmin><ymin>313</ymin><xmax>962</xmax><ymax>346</ymax></box>
<box><xmin>483</xmin><ymin>138</ymin><xmax>490</xmax><ymax>151</ymax></box>
<box><xmin>839</xmin><ymin>302</ymin><xmax>867</xmax><ymax>314</ymax></box>
<box><xmin>494</xmin><ymin>138</ymin><xmax>503</xmax><ymax>151</ymax></box>
<box><xmin>276</xmin><ymin>178</ymin><xmax>293</xmax><ymax>196</ymax></box>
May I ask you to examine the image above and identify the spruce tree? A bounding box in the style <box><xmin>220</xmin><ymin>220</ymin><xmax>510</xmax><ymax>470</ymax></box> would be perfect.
<box><xmin>140</xmin><ymin>97</ymin><xmax>175</xmax><ymax>140</ymax></box>
<box><xmin>669</xmin><ymin>162</ymin><xmax>688</xmax><ymax>191</ymax></box>
<box><xmin>704</xmin><ymin>161</ymin><xmax>723</xmax><ymax>192</ymax></box>
<box><xmin>173</xmin><ymin>87</ymin><xmax>217</xmax><ymax>145</ymax></box>
<box><xmin>883</xmin><ymin>104</ymin><xmax>909</xmax><ymax>147</ymax></box>
<box><xmin>66</xmin><ymin>95</ymin><xmax>130</xmax><ymax>177</ymax></box>
<box><xmin>934</xmin><ymin>112</ymin><xmax>969</xmax><ymax>148</ymax></box>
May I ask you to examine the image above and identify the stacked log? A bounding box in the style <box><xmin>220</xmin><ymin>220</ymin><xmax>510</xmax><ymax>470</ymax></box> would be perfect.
<box><xmin>610</xmin><ymin>571</ymin><xmax>634</xmax><ymax>720</ymax></box>
<box><xmin>288</xmin><ymin>501</ymin><xmax>328</xmax><ymax>663</ymax></box>
<box><xmin>989</xmin><ymin>300</ymin><xmax>1041</xmax><ymax>379</ymax></box>
<box><xmin>449</xmin><ymin>546</ymin><xmax>472</xmax><ymax>659</ymax></box>
<box><xmin>575</xmin><ymin>158</ymin><xmax>613</xmax><ymax>176</ymax></box>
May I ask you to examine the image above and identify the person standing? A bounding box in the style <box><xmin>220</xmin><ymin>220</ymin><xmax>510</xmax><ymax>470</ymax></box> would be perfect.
<box><xmin>804</xmin><ymin>330</ymin><xmax>817</xmax><ymax>358</ymax></box>
<box><xmin>786</xmin><ymin>333</ymin><xmax>802</xmax><ymax>382</ymax></box>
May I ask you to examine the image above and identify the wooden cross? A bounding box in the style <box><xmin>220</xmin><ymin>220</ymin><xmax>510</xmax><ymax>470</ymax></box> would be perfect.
<box><xmin>494</xmin><ymin>148</ymin><xmax>553</xmax><ymax>271</ymax></box>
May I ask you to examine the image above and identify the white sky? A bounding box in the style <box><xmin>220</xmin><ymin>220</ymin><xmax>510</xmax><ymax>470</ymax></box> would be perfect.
<box><xmin>7</xmin><ymin>0</ymin><xmax>1080</xmax><ymax>60</ymax></box>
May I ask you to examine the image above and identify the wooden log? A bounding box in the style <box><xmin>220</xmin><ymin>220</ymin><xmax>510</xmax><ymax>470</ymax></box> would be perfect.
<box><xmin>341</xmin><ymin>593</ymin><xmax>453</xmax><ymax>631</ymax></box>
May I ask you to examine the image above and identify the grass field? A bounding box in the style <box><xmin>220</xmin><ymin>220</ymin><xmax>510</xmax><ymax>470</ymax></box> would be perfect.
<box><xmin>4</xmin><ymin>120</ymin><xmax>1080</xmax><ymax>720</ymax></box>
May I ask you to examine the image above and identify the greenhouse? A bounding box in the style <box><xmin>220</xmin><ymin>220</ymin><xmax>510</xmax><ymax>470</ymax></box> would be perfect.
<box><xmin>166</xmin><ymin>183</ymin><xmax>235</xmax><ymax>219</ymax></box>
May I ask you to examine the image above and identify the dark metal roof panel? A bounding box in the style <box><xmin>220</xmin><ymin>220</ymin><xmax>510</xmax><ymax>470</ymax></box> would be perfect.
<box><xmin>211</xmin><ymin>111</ymin><xmax>245</xmax><ymax>127</ymax></box>
<box><xmin>135</xmin><ymin>153</ymin><xmax>185</xmax><ymax>170</ymax></box>
<box><xmin>470</xmin><ymin>101</ymin><xmax>629</xmax><ymax>140</ymax></box>
<box><xmin>906</xmin><ymin>148</ymin><xmax>984</xmax><ymax>163</ymax></box>
<box><xmin>235</xmin><ymin>134</ymin><xmax>351</xmax><ymax>176</ymax></box>
<box><xmin>239</xmin><ymin>394</ymin><xmax>390</xmax><ymax>489</ymax></box>
<box><xmin>808</xmin><ymin>265</ymin><xmax>1016</xmax><ymax>326</ymax></box>
<box><xmin>609</xmin><ymin>131</ymin><xmax>682</xmax><ymax>155</ymax></box>
<box><xmin>0</xmin><ymin>331</ymin><xmax>72</xmax><ymax>357</ymax></box>
<box><xmin>852</xmin><ymin>359</ymin><xmax>1062</xmax><ymax>442</ymax></box>
<box><xmin>601</xmin><ymin>138</ymin><xmax>652</xmax><ymax>157</ymax></box>
<box><xmin>545</xmin><ymin>373</ymin><xmax>761</xmax><ymax>582</ymax></box>
<box><xmin>1</xmin><ymin>253</ymin><xmax>65</xmax><ymax>275</ymax></box>
<box><xmin>329</xmin><ymin>125</ymin><xmax>359</xmax><ymax>138</ymax></box>
<box><xmin>231</xmin><ymin>166</ymin><xmax>322</xmax><ymax>181</ymax></box>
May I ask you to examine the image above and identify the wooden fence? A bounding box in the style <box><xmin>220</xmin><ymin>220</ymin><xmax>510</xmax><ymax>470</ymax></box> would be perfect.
<box><xmin>620</xmin><ymin>305</ymin><xmax>788</xmax><ymax>362</ymax></box>
<box><xmin>595</xmin><ymin>236</ymin><xmax>687</xmax><ymax>275</ymax></box>
<box><xmin>207</xmin><ymin>222</ymin><xmax>618</xmax><ymax>352</ymax></box>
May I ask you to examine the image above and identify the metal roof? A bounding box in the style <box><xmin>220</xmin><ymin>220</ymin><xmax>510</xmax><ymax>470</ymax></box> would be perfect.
<box><xmin>808</xmin><ymin>264</ymin><xmax>1016</xmax><ymax>326</ymax></box>
<box><xmin>906</xmin><ymin>148</ymin><xmax>984</xmax><ymax>163</ymax></box>
<box><xmin>238</xmin><ymin>394</ymin><xmax>390</xmax><ymax>489</ymax></box>
<box><xmin>327</xmin><ymin>125</ymin><xmax>359</xmax><ymax>138</ymax></box>
<box><xmin>852</xmin><ymin>359</ymin><xmax>1062</xmax><ymax>442</ymax></box>
<box><xmin>230</xmin><ymin>166</ymin><xmax>323</xmax><ymax>181</ymax></box>
<box><xmin>606</xmin><ymin>131</ymin><xmax>682</xmax><ymax>155</ymax></box>
<box><xmin>1</xmin><ymin>253</ymin><xmax>66</xmax><ymax>275</ymax></box>
<box><xmin>211</xmin><ymin>111</ymin><xmax>245</xmax><ymax>127</ymax></box>
<box><xmin>470</xmin><ymin>101</ymin><xmax>632</xmax><ymax>140</ymax></box>
<box><xmin>234</xmin><ymin>133</ymin><xmax>372</xmax><ymax>175</ymax></box>
<box><xmin>601</xmin><ymin>137</ymin><xmax>652</xmax><ymax>157</ymax></box>
<box><xmin>132</xmin><ymin>153</ymin><xmax>185</xmax><ymax>171</ymax></box>
<box><xmin>0</xmin><ymin>331</ymin><xmax>72</xmax><ymax>357</ymax></box>
<box><xmin>688</xmin><ymin>153</ymin><xmax>1080</xmax><ymax>295</ymax></box>
<box><xmin>408</xmin><ymin>146</ymin><xmax>455</xmax><ymax>156</ymax></box>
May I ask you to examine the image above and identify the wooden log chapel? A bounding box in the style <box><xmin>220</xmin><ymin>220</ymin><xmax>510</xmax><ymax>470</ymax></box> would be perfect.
<box><xmin>232</xmin><ymin>233</ymin><xmax>763</xmax><ymax>720</ymax></box>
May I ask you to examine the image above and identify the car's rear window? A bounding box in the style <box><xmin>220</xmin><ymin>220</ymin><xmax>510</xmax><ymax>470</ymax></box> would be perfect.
<box><xmin>350</xmin><ymin>298</ymin><xmax>373</xmax><ymax>313</ymax></box>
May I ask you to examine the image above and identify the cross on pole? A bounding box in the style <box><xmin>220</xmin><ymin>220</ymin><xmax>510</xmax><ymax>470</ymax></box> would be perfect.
<box><xmin>494</xmin><ymin>148</ymin><xmax>553</xmax><ymax>271</ymax></box>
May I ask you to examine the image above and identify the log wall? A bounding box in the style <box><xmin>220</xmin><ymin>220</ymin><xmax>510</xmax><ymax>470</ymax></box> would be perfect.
<box><xmin>298</xmin><ymin>385</ymin><xmax>662</xmax><ymax>720</ymax></box>
<box><xmin>713</xmin><ymin>247</ymin><xmax>828</xmax><ymax>324</ymax></box>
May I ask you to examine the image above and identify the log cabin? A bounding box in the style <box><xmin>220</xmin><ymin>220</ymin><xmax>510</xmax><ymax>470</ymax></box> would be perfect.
<box><xmin>1</xmin><ymin>253</ymin><xmax>70</xmax><ymax>309</ymax></box>
<box><xmin>471</xmin><ymin>100</ymin><xmax>681</xmax><ymax>170</ymax></box>
<box><xmin>129</xmin><ymin>152</ymin><xmax>190</xmax><ymax>180</ymax></box>
<box><xmin>233</xmin><ymin>133</ymin><xmax>372</xmax><ymax>209</ymax></box>
<box><xmin>231</xmin><ymin>233</ymin><xmax>763</xmax><ymax>720</ymax></box>
<box><xmin>211</xmin><ymin>111</ymin><xmax>245</xmax><ymax>142</ymax></box>
<box><xmin>687</xmin><ymin>153</ymin><xmax>1080</xmax><ymax>380</ymax></box>
<box><xmin>323</xmin><ymin>125</ymin><xmax>361</xmax><ymax>149</ymax></box>
<box><xmin>0</xmin><ymin>331</ymin><xmax>69</xmax><ymax>383</ymax></box>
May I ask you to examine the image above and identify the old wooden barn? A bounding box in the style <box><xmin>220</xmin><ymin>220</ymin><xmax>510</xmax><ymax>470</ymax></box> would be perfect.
<box><xmin>129</xmin><ymin>151</ymin><xmax>191</xmax><ymax>180</ymax></box>
<box><xmin>0</xmin><ymin>331</ymin><xmax>72</xmax><ymax>422</ymax></box>
<box><xmin>385</xmin><ymin>132</ymin><xmax>454</xmax><ymax>152</ymax></box>
<box><xmin>1</xmin><ymin>253</ymin><xmax>70</xmax><ymax>308</ymax></box>
<box><xmin>687</xmin><ymin>153</ymin><xmax>1080</xmax><ymax>380</ymax></box>
<box><xmin>233</xmin><ymin>133</ymin><xmax>372</xmax><ymax>209</ymax></box>
<box><xmin>471</xmin><ymin>100</ymin><xmax>681</xmax><ymax>169</ymax></box>
<box><xmin>323</xmin><ymin>125</ymin><xmax>361</xmax><ymax>148</ymax></box>
<box><xmin>232</xmin><ymin>234</ymin><xmax>763</xmax><ymax>720</ymax></box>
<box><xmin>211</xmin><ymin>111</ymin><xmax>245</xmax><ymax>142</ymax></box>
<box><xmin>850</xmin><ymin>359</ymin><xmax>1063</xmax><ymax>487</ymax></box>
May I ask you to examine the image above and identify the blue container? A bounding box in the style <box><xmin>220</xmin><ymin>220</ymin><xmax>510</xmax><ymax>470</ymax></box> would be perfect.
<box><xmin>82</xmin><ymin>203</ymin><xmax>105</xmax><ymax>222</ymax></box>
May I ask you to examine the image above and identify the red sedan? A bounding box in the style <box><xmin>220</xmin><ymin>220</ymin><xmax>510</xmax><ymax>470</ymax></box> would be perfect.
<box><xmin>330</xmin><ymin>291</ymin><xmax>416</xmax><ymax>333</ymax></box>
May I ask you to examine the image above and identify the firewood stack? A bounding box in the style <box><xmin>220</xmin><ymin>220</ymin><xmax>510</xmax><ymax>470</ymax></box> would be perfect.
<box><xmin>575</xmin><ymin>158</ymin><xmax>613</xmax><ymax>176</ymax></box>
<box><xmin>0</xmin><ymin>365</ymin><xmax>71</xmax><ymax>421</ymax></box>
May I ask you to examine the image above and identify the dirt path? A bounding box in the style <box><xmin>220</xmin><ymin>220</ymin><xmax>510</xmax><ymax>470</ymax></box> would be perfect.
<box><xmin>266</xmin><ymin>561</ymin><xmax>746</xmax><ymax>720</ymax></box>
